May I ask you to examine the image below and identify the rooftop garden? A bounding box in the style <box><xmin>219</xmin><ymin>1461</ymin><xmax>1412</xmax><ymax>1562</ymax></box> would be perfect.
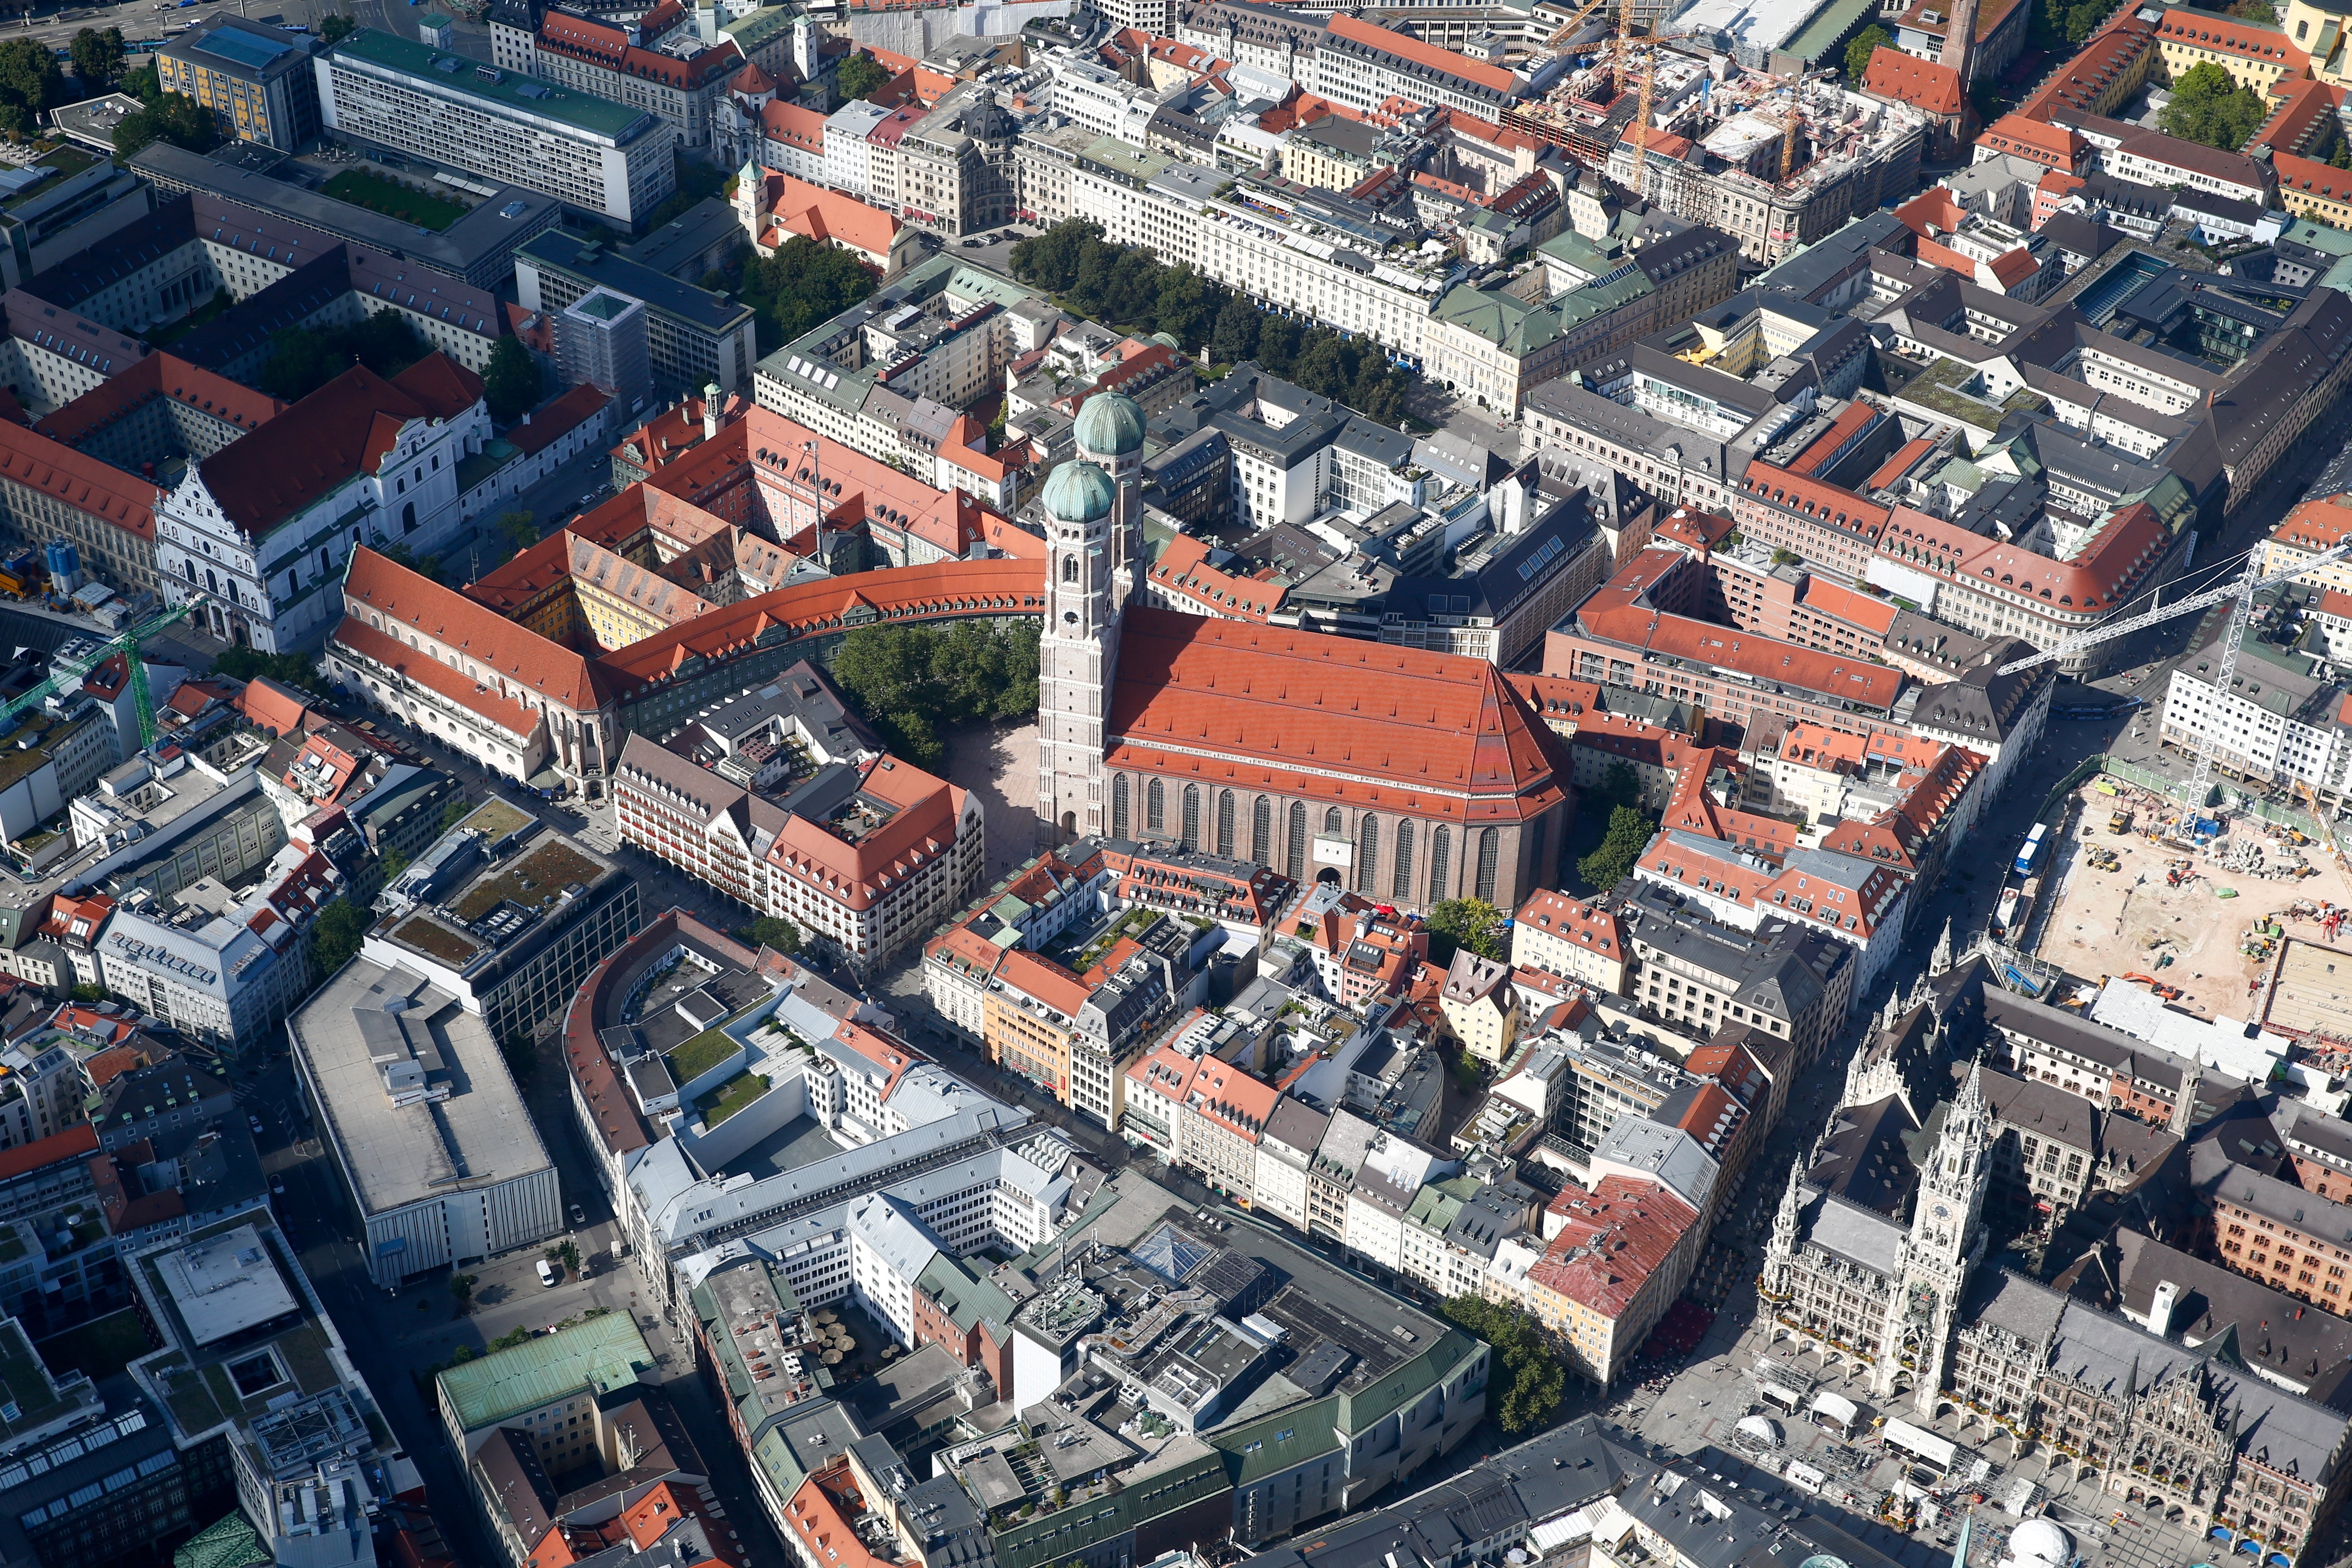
<box><xmin>392</xmin><ymin>913</ymin><xmax>484</xmax><ymax>966</ymax></box>
<box><xmin>667</xmin><ymin>1025</ymin><xmax>740</xmax><ymax>1086</ymax></box>
<box><xmin>459</xmin><ymin>798</ymin><xmax>534</xmax><ymax>841</ymax></box>
<box><xmin>449</xmin><ymin>840</ymin><xmax>602</xmax><ymax>923</ymax></box>
<box><xmin>697</xmin><ymin>1072</ymin><xmax>772</xmax><ymax>1128</ymax></box>
<box><xmin>321</xmin><ymin>169</ymin><xmax>466</xmax><ymax>232</ymax></box>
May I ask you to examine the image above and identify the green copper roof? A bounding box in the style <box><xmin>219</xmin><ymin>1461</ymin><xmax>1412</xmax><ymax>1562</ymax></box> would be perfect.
<box><xmin>436</xmin><ymin>1313</ymin><xmax>650</xmax><ymax>1433</ymax></box>
<box><xmin>329</xmin><ymin>28</ymin><xmax>652</xmax><ymax>141</ymax></box>
<box><xmin>1044</xmin><ymin>459</ymin><xmax>1116</xmax><ymax>523</ymax></box>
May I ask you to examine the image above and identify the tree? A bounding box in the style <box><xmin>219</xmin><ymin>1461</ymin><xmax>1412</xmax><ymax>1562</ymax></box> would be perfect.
<box><xmin>2227</xmin><ymin>0</ymin><xmax>2277</xmax><ymax>18</ymax></box>
<box><xmin>120</xmin><ymin>62</ymin><xmax>157</xmax><ymax>102</ymax></box>
<box><xmin>738</xmin><ymin>916</ymin><xmax>802</xmax><ymax>954</ymax></box>
<box><xmin>1578</xmin><ymin>804</ymin><xmax>1658</xmax><ymax>894</ymax></box>
<box><xmin>257</xmin><ymin>313</ymin><xmax>426</xmax><ymax>400</ymax></box>
<box><xmin>1590</xmin><ymin>760</ymin><xmax>1646</xmax><ymax>816</ymax></box>
<box><xmin>644</xmin><ymin>151</ymin><xmax>729</xmax><ymax>231</ymax></box>
<box><xmin>320</xmin><ymin>11</ymin><xmax>356</xmax><ymax>43</ymax></box>
<box><xmin>482</xmin><ymin>336</ymin><xmax>541</xmax><ymax>423</ymax></box>
<box><xmin>438</xmin><ymin>796</ymin><xmax>472</xmax><ymax>835</ymax></box>
<box><xmin>494</xmin><ymin>511</ymin><xmax>539</xmax><ymax>559</ymax></box>
<box><xmin>501</xmin><ymin>1030</ymin><xmax>535</xmax><ymax>1085</ymax></box>
<box><xmin>2160</xmin><ymin>61</ymin><xmax>2269</xmax><ymax>150</ymax></box>
<box><xmin>212</xmin><ymin>646</ymin><xmax>319</xmax><ymax>687</ymax></box>
<box><xmin>69</xmin><ymin>27</ymin><xmax>125</xmax><ymax>88</ymax></box>
<box><xmin>448</xmin><ymin>1272</ymin><xmax>476</xmax><ymax>1315</ymax></box>
<box><xmin>0</xmin><ymin>38</ymin><xmax>63</xmax><ymax>128</ymax></box>
<box><xmin>1427</xmin><ymin>898</ymin><xmax>1506</xmax><ymax>966</ymax></box>
<box><xmin>828</xmin><ymin>620</ymin><xmax>1040</xmax><ymax>770</ymax></box>
<box><xmin>111</xmin><ymin>88</ymin><xmax>217</xmax><ymax>156</ymax></box>
<box><xmin>1207</xmin><ymin>298</ymin><xmax>1259</xmax><ymax>365</ymax></box>
<box><xmin>557</xmin><ymin>1240</ymin><xmax>581</xmax><ymax>1276</ymax></box>
<box><xmin>836</xmin><ymin>50</ymin><xmax>891</xmax><ymax>102</ymax></box>
<box><xmin>1843</xmin><ymin>26</ymin><xmax>1890</xmax><ymax>82</ymax></box>
<box><xmin>1442</xmin><ymin>1296</ymin><xmax>1565</xmax><ymax>1434</ymax></box>
<box><xmin>310</xmin><ymin>897</ymin><xmax>369</xmax><ymax>977</ymax></box>
<box><xmin>741</xmin><ymin>235</ymin><xmax>877</xmax><ymax>349</ymax></box>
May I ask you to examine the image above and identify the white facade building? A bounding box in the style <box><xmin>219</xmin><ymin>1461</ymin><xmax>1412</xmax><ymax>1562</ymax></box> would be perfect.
<box><xmin>316</xmin><ymin>29</ymin><xmax>676</xmax><ymax>227</ymax></box>
<box><xmin>158</xmin><ymin>355</ymin><xmax>489</xmax><ymax>653</ymax></box>
<box><xmin>825</xmin><ymin>100</ymin><xmax>887</xmax><ymax>198</ymax></box>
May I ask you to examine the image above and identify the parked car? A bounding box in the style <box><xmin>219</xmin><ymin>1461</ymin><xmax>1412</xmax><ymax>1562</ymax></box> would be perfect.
<box><xmin>248</xmin><ymin>1115</ymin><xmax>264</xmax><ymax>1135</ymax></box>
<box><xmin>961</xmin><ymin>237</ymin><xmax>985</xmax><ymax>247</ymax></box>
<box><xmin>537</xmin><ymin>1258</ymin><xmax>559</xmax><ymax>1287</ymax></box>
<box><xmin>569</xmin><ymin>1203</ymin><xmax>586</xmax><ymax>1225</ymax></box>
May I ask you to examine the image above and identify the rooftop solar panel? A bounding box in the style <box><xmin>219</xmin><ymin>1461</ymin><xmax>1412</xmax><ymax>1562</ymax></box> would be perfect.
<box><xmin>200</xmin><ymin>27</ymin><xmax>294</xmax><ymax>69</ymax></box>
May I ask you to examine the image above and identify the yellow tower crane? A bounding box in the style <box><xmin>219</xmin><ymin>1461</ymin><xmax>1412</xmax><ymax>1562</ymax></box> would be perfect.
<box><xmin>1625</xmin><ymin>32</ymin><xmax>1692</xmax><ymax>197</ymax></box>
<box><xmin>1777</xmin><ymin>67</ymin><xmax>1835</xmax><ymax>183</ymax></box>
<box><xmin>1543</xmin><ymin>0</ymin><xmax>1612</xmax><ymax>56</ymax></box>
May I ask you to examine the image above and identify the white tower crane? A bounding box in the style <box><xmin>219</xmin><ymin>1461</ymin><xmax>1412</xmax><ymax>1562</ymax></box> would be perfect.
<box><xmin>1995</xmin><ymin>538</ymin><xmax>2352</xmax><ymax>805</ymax></box>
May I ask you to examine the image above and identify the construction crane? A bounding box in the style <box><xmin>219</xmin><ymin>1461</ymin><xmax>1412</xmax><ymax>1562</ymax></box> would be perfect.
<box><xmin>0</xmin><ymin>596</ymin><xmax>207</xmax><ymax>756</ymax></box>
<box><xmin>1777</xmin><ymin>67</ymin><xmax>1834</xmax><ymax>183</ymax></box>
<box><xmin>1544</xmin><ymin>0</ymin><xmax>1611</xmax><ymax>56</ymax></box>
<box><xmin>1995</xmin><ymin>539</ymin><xmax>2352</xmax><ymax>804</ymax></box>
<box><xmin>1623</xmin><ymin>30</ymin><xmax>1691</xmax><ymax>197</ymax></box>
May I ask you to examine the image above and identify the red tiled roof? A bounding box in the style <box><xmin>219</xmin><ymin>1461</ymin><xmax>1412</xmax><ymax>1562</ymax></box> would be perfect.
<box><xmin>1513</xmin><ymin>888</ymin><xmax>1623</xmax><ymax>958</ymax></box>
<box><xmin>763</xmin><ymin>754</ymin><xmax>966</xmax><ymax>908</ymax></box>
<box><xmin>2273</xmin><ymin>492</ymin><xmax>2352</xmax><ymax>554</ymax></box>
<box><xmin>537</xmin><ymin>9</ymin><xmax>741</xmax><ymax>88</ymax></box>
<box><xmin>1503</xmin><ymin>670</ymin><xmax>1601</xmax><ymax>725</ymax></box>
<box><xmin>0</xmin><ymin>1122</ymin><xmax>97</xmax><ymax>1184</ymax></box>
<box><xmin>1865</xmin><ymin>437</ymin><xmax>1936</xmax><ymax>491</ymax></box>
<box><xmin>1787</xmin><ymin>401</ymin><xmax>1880</xmax><ymax>478</ymax></box>
<box><xmin>1105</xmin><ymin>609</ymin><xmax>1567</xmax><ymax>824</ymax></box>
<box><xmin>1148</xmin><ymin>532</ymin><xmax>1280</xmax><ymax>620</ymax></box>
<box><xmin>993</xmin><ymin>948</ymin><xmax>1090</xmax><ymax>1018</ymax></box>
<box><xmin>2154</xmin><ymin>8</ymin><xmax>2308</xmax><ymax>71</ymax></box>
<box><xmin>1978</xmin><ymin>112</ymin><xmax>2090</xmax><ymax>167</ymax></box>
<box><xmin>2271</xmin><ymin>149</ymin><xmax>2352</xmax><ymax>206</ymax></box>
<box><xmin>754</xmin><ymin>170</ymin><xmax>901</xmax><ymax>261</ymax></box>
<box><xmin>1878</xmin><ymin>497</ymin><xmax>2170</xmax><ymax>612</ymax></box>
<box><xmin>1740</xmin><ymin>462</ymin><xmax>1893</xmax><ymax>542</ymax></box>
<box><xmin>331</xmin><ymin>619</ymin><xmax>540</xmax><ymax>739</ymax></box>
<box><xmin>1797</xmin><ymin>576</ymin><xmax>1899</xmax><ymax>637</ymax></box>
<box><xmin>1529</xmin><ymin>1175</ymin><xmax>1696</xmax><ymax>1318</ymax></box>
<box><xmin>762</xmin><ymin>99</ymin><xmax>827</xmax><ymax>154</ymax></box>
<box><xmin>2016</xmin><ymin>7</ymin><xmax>2157</xmax><ymax>123</ymax></box>
<box><xmin>0</xmin><ymin>420</ymin><xmax>159</xmax><ymax>544</ymax></box>
<box><xmin>1324</xmin><ymin>12</ymin><xmax>1516</xmax><ymax>91</ymax></box>
<box><xmin>201</xmin><ymin>356</ymin><xmax>483</xmax><ymax>536</ymax></box>
<box><xmin>1576</xmin><ymin>571</ymin><xmax>1907</xmax><ymax>712</ymax></box>
<box><xmin>1987</xmin><ymin>247</ymin><xmax>2041</xmax><ymax>287</ymax></box>
<box><xmin>510</xmin><ymin>383</ymin><xmax>610</xmax><ymax>459</ymax></box>
<box><xmin>1861</xmin><ymin>47</ymin><xmax>1963</xmax><ymax>116</ymax></box>
<box><xmin>343</xmin><ymin>544</ymin><xmax>610</xmax><ymax>712</ymax></box>
<box><xmin>2252</xmin><ymin>76</ymin><xmax>2343</xmax><ymax>157</ymax></box>
<box><xmin>234</xmin><ymin>676</ymin><xmax>310</xmax><ymax>737</ymax></box>
<box><xmin>35</xmin><ymin>352</ymin><xmax>283</xmax><ymax>448</ymax></box>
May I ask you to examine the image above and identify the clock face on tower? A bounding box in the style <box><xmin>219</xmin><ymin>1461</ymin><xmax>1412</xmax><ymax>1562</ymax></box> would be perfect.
<box><xmin>1933</xmin><ymin>1203</ymin><xmax>1950</xmax><ymax>1220</ymax></box>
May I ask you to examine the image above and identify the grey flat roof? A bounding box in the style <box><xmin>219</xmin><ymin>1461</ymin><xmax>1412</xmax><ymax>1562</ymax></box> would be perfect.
<box><xmin>288</xmin><ymin>957</ymin><xmax>554</xmax><ymax>1217</ymax></box>
<box><xmin>129</xmin><ymin>141</ymin><xmax>559</xmax><ymax>282</ymax></box>
<box><xmin>520</xmin><ymin>228</ymin><xmax>755</xmax><ymax>335</ymax></box>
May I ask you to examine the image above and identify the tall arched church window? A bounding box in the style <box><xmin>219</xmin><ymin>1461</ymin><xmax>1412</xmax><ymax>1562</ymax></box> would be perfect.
<box><xmin>1475</xmin><ymin>827</ymin><xmax>1502</xmax><ymax>903</ymax></box>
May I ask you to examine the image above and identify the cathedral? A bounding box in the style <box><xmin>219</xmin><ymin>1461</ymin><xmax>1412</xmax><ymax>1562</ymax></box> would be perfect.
<box><xmin>1761</xmin><ymin>936</ymin><xmax>2352</xmax><ymax>1566</ymax></box>
<box><xmin>1034</xmin><ymin>391</ymin><xmax>1575</xmax><ymax>911</ymax></box>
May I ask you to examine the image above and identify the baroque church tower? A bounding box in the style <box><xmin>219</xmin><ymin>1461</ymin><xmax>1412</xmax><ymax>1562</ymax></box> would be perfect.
<box><xmin>1874</xmin><ymin>1059</ymin><xmax>1994</xmax><ymax>1411</ymax></box>
<box><xmin>1037</xmin><ymin>392</ymin><xmax>1145</xmax><ymax>844</ymax></box>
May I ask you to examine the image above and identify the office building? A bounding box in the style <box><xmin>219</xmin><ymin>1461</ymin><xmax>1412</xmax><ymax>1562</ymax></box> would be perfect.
<box><xmin>518</xmin><ymin>228</ymin><xmax>758</xmax><ymax>394</ymax></box>
<box><xmin>0</xmin><ymin>142</ymin><xmax>151</xmax><ymax>292</ymax></box>
<box><xmin>158</xmin><ymin>16</ymin><xmax>324</xmax><ymax>151</ymax></box>
<box><xmin>291</xmin><ymin>952</ymin><xmax>563</xmax><ymax>1286</ymax></box>
<box><xmin>315</xmin><ymin>29</ymin><xmax>676</xmax><ymax>228</ymax></box>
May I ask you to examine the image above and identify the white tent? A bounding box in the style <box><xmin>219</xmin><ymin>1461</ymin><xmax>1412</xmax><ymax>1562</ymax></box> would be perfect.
<box><xmin>1736</xmin><ymin>1414</ymin><xmax>1784</xmax><ymax>1447</ymax></box>
<box><xmin>1884</xmin><ymin>1418</ymin><xmax>1958</xmax><ymax>1473</ymax></box>
<box><xmin>1810</xmin><ymin>1390</ymin><xmax>1859</xmax><ymax>1433</ymax></box>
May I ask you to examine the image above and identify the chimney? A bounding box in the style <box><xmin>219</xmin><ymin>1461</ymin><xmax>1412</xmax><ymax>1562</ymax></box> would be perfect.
<box><xmin>703</xmin><ymin>381</ymin><xmax>721</xmax><ymax>442</ymax></box>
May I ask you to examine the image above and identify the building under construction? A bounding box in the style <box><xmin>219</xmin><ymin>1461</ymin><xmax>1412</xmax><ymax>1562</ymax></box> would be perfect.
<box><xmin>1506</xmin><ymin>49</ymin><xmax>1927</xmax><ymax>263</ymax></box>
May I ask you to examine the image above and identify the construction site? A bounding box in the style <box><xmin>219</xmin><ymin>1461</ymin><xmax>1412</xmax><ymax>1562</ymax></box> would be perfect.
<box><xmin>2017</xmin><ymin>770</ymin><xmax>2352</xmax><ymax>1065</ymax></box>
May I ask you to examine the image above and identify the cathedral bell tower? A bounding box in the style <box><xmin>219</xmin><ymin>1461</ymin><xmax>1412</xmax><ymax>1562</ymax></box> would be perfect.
<box><xmin>1874</xmin><ymin>1059</ymin><xmax>1994</xmax><ymax>1412</ymax></box>
<box><xmin>1036</xmin><ymin>391</ymin><xmax>1146</xmax><ymax>847</ymax></box>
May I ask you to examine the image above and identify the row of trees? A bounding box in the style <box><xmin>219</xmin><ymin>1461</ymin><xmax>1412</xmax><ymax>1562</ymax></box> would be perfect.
<box><xmin>828</xmin><ymin>620</ymin><xmax>1041</xmax><ymax>770</ymax></box>
<box><xmin>110</xmin><ymin>58</ymin><xmax>217</xmax><ymax>157</ymax></box>
<box><xmin>1009</xmin><ymin>221</ymin><xmax>1415</xmax><ymax>427</ymax></box>
<box><xmin>1441</xmin><ymin>1295</ymin><xmax>1566</xmax><ymax>1435</ymax></box>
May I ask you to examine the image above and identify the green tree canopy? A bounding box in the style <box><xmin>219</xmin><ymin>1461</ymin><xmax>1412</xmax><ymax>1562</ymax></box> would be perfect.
<box><xmin>1007</xmin><ymin>219</ymin><xmax>1414</xmax><ymax>424</ymax></box>
<box><xmin>211</xmin><ymin>647</ymin><xmax>319</xmax><ymax>688</ymax></box>
<box><xmin>741</xmin><ymin>235</ymin><xmax>879</xmax><ymax>351</ymax></box>
<box><xmin>1443</xmin><ymin>1296</ymin><xmax>1566</xmax><ymax>1434</ymax></box>
<box><xmin>836</xmin><ymin>50</ymin><xmax>891</xmax><ymax>101</ymax></box>
<box><xmin>2160</xmin><ymin>61</ymin><xmax>2270</xmax><ymax>149</ymax></box>
<box><xmin>258</xmin><ymin>312</ymin><xmax>426</xmax><ymax>401</ymax></box>
<box><xmin>1578</xmin><ymin>803</ymin><xmax>1659</xmax><ymax>894</ymax></box>
<box><xmin>310</xmin><ymin>898</ymin><xmax>369</xmax><ymax>978</ymax></box>
<box><xmin>738</xmin><ymin>916</ymin><xmax>803</xmax><ymax>954</ymax></box>
<box><xmin>1427</xmin><ymin>898</ymin><xmax>1507</xmax><ymax>966</ymax></box>
<box><xmin>70</xmin><ymin>27</ymin><xmax>125</xmax><ymax>87</ymax></box>
<box><xmin>1844</xmin><ymin>27</ymin><xmax>1890</xmax><ymax>82</ymax></box>
<box><xmin>828</xmin><ymin>620</ymin><xmax>1040</xmax><ymax>771</ymax></box>
<box><xmin>321</xmin><ymin>13</ymin><xmax>356</xmax><ymax>43</ymax></box>
<box><xmin>111</xmin><ymin>87</ymin><xmax>216</xmax><ymax>156</ymax></box>
<box><xmin>482</xmin><ymin>335</ymin><xmax>541</xmax><ymax>424</ymax></box>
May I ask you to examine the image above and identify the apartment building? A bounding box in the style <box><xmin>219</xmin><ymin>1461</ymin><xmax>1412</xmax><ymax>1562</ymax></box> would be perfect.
<box><xmin>1620</xmin><ymin>884</ymin><xmax>1853</xmax><ymax>1064</ymax></box>
<box><xmin>614</xmin><ymin>732</ymin><xmax>985</xmax><ymax>967</ymax></box>
<box><xmin>1520</xmin><ymin>1175</ymin><xmax>1700</xmax><ymax>1388</ymax></box>
<box><xmin>316</xmin><ymin>29</ymin><xmax>676</xmax><ymax>227</ymax></box>
<box><xmin>159</xmin><ymin>16</ymin><xmax>323</xmax><ymax>150</ymax></box>
<box><xmin>1982</xmin><ymin>986</ymin><xmax>2197</xmax><ymax>1131</ymax></box>
<box><xmin>1511</xmin><ymin>890</ymin><xmax>1630</xmax><ymax>994</ymax></box>
<box><xmin>2158</xmin><ymin>622</ymin><xmax>2352</xmax><ymax>801</ymax></box>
